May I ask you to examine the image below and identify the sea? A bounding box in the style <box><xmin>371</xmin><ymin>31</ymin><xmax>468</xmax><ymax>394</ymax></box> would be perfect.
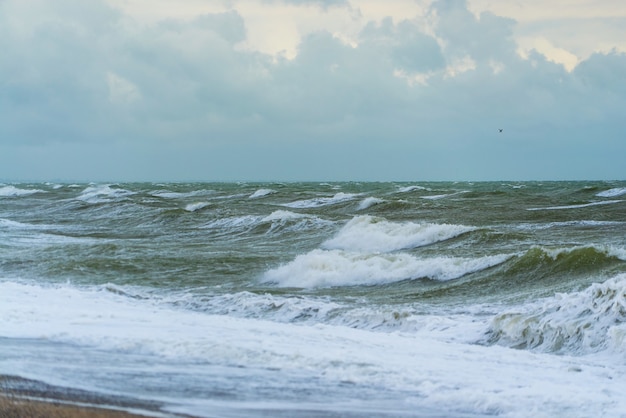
<box><xmin>1</xmin><ymin>181</ymin><xmax>626</xmax><ymax>417</ymax></box>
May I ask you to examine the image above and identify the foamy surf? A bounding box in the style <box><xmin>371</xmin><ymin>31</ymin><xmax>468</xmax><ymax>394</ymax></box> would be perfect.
<box><xmin>262</xmin><ymin>249</ymin><xmax>511</xmax><ymax>288</ymax></box>
<box><xmin>282</xmin><ymin>192</ymin><xmax>360</xmax><ymax>208</ymax></box>
<box><xmin>357</xmin><ymin>196</ymin><xmax>384</xmax><ymax>210</ymax></box>
<box><xmin>2</xmin><ymin>279</ymin><xmax>626</xmax><ymax>418</ymax></box>
<box><xmin>487</xmin><ymin>273</ymin><xmax>626</xmax><ymax>355</ymax></box>
<box><xmin>249</xmin><ymin>189</ymin><xmax>275</xmax><ymax>199</ymax></box>
<box><xmin>77</xmin><ymin>185</ymin><xmax>135</xmax><ymax>203</ymax></box>
<box><xmin>0</xmin><ymin>185</ymin><xmax>45</xmax><ymax>197</ymax></box>
<box><xmin>322</xmin><ymin>215</ymin><xmax>475</xmax><ymax>253</ymax></box>
<box><xmin>185</xmin><ymin>202</ymin><xmax>212</xmax><ymax>212</ymax></box>
<box><xmin>527</xmin><ymin>200</ymin><xmax>622</xmax><ymax>211</ymax></box>
<box><xmin>596</xmin><ymin>187</ymin><xmax>626</xmax><ymax>198</ymax></box>
<box><xmin>2</xmin><ymin>181</ymin><xmax>626</xmax><ymax>418</ymax></box>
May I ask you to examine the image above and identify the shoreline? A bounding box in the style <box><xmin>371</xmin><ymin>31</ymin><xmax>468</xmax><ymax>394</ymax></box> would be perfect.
<box><xmin>0</xmin><ymin>375</ymin><xmax>190</xmax><ymax>418</ymax></box>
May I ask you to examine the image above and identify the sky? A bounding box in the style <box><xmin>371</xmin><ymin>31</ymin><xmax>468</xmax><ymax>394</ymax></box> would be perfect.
<box><xmin>1</xmin><ymin>0</ymin><xmax>625</xmax><ymax>182</ymax></box>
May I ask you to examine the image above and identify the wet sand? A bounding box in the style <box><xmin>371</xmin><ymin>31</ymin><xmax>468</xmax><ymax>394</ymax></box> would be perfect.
<box><xmin>0</xmin><ymin>375</ymin><xmax>185</xmax><ymax>418</ymax></box>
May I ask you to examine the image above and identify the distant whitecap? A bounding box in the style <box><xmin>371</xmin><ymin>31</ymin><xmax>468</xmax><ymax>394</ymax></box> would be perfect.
<box><xmin>249</xmin><ymin>189</ymin><xmax>276</xmax><ymax>199</ymax></box>
<box><xmin>0</xmin><ymin>185</ymin><xmax>45</xmax><ymax>197</ymax></box>
<box><xmin>596</xmin><ymin>187</ymin><xmax>626</xmax><ymax>198</ymax></box>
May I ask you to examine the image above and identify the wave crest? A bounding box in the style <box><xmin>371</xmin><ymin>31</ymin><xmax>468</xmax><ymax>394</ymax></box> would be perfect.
<box><xmin>0</xmin><ymin>185</ymin><xmax>45</xmax><ymax>197</ymax></box>
<box><xmin>596</xmin><ymin>187</ymin><xmax>626</xmax><ymax>198</ymax></box>
<box><xmin>78</xmin><ymin>185</ymin><xmax>135</xmax><ymax>203</ymax></box>
<box><xmin>487</xmin><ymin>274</ymin><xmax>626</xmax><ymax>355</ymax></box>
<box><xmin>282</xmin><ymin>192</ymin><xmax>359</xmax><ymax>209</ymax></box>
<box><xmin>322</xmin><ymin>215</ymin><xmax>475</xmax><ymax>253</ymax></box>
<box><xmin>262</xmin><ymin>249</ymin><xmax>510</xmax><ymax>288</ymax></box>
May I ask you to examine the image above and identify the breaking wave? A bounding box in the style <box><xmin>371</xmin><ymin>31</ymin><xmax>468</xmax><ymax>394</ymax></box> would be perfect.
<box><xmin>487</xmin><ymin>274</ymin><xmax>626</xmax><ymax>355</ymax></box>
<box><xmin>77</xmin><ymin>185</ymin><xmax>135</xmax><ymax>203</ymax></box>
<box><xmin>527</xmin><ymin>200</ymin><xmax>622</xmax><ymax>211</ymax></box>
<box><xmin>201</xmin><ymin>211</ymin><xmax>333</xmax><ymax>235</ymax></box>
<box><xmin>0</xmin><ymin>185</ymin><xmax>45</xmax><ymax>197</ymax></box>
<box><xmin>322</xmin><ymin>215</ymin><xmax>475</xmax><ymax>253</ymax></box>
<box><xmin>502</xmin><ymin>245</ymin><xmax>626</xmax><ymax>279</ymax></box>
<box><xmin>249</xmin><ymin>189</ymin><xmax>276</xmax><ymax>199</ymax></box>
<box><xmin>357</xmin><ymin>197</ymin><xmax>384</xmax><ymax>210</ymax></box>
<box><xmin>262</xmin><ymin>249</ymin><xmax>511</xmax><ymax>288</ymax></box>
<box><xmin>282</xmin><ymin>192</ymin><xmax>359</xmax><ymax>208</ymax></box>
<box><xmin>596</xmin><ymin>187</ymin><xmax>626</xmax><ymax>198</ymax></box>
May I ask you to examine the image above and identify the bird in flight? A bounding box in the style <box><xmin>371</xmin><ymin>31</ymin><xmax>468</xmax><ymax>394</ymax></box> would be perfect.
<box><xmin>498</xmin><ymin>129</ymin><xmax>503</xmax><ymax>133</ymax></box>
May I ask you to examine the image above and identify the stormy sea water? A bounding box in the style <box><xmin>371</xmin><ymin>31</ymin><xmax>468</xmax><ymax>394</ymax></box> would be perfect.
<box><xmin>1</xmin><ymin>181</ymin><xmax>626</xmax><ymax>417</ymax></box>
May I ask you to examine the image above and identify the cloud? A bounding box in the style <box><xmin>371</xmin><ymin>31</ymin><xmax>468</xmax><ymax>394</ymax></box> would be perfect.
<box><xmin>574</xmin><ymin>49</ymin><xmax>626</xmax><ymax>93</ymax></box>
<box><xmin>0</xmin><ymin>0</ymin><xmax>624</xmax><ymax>181</ymax></box>
<box><xmin>360</xmin><ymin>18</ymin><xmax>446</xmax><ymax>73</ymax></box>
<box><xmin>262</xmin><ymin>0</ymin><xmax>349</xmax><ymax>8</ymax></box>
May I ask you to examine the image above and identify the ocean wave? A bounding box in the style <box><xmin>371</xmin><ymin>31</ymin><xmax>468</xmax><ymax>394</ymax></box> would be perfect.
<box><xmin>282</xmin><ymin>192</ymin><xmax>359</xmax><ymax>209</ymax></box>
<box><xmin>421</xmin><ymin>191</ymin><xmax>468</xmax><ymax>200</ymax></box>
<box><xmin>151</xmin><ymin>189</ymin><xmax>214</xmax><ymax>199</ymax></box>
<box><xmin>322</xmin><ymin>215</ymin><xmax>475</xmax><ymax>253</ymax></box>
<box><xmin>202</xmin><ymin>215</ymin><xmax>262</xmax><ymax>232</ymax></box>
<box><xmin>487</xmin><ymin>273</ymin><xmax>626</xmax><ymax>355</ymax></box>
<box><xmin>357</xmin><ymin>197</ymin><xmax>384</xmax><ymax>210</ymax></box>
<box><xmin>262</xmin><ymin>249</ymin><xmax>511</xmax><ymax>288</ymax></box>
<box><xmin>77</xmin><ymin>185</ymin><xmax>135</xmax><ymax>203</ymax></box>
<box><xmin>514</xmin><ymin>220</ymin><xmax>625</xmax><ymax>231</ymax></box>
<box><xmin>503</xmin><ymin>245</ymin><xmax>626</xmax><ymax>279</ymax></box>
<box><xmin>2</xmin><ymin>280</ymin><xmax>625</xmax><ymax>417</ymax></box>
<box><xmin>0</xmin><ymin>218</ymin><xmax>40</xmax><ymax>229</ymax></box>
<box><xmin>201</xmin><ymin>211</ymin><xmax>333</xmax><ymax>234</ymax></box>
<box><xmin>596</xmin><ymin>187</ymin><xmax>626</xmax><ymax>198</ymax></box>
<box><xmin>184</xmin><ymin>202</ymin><xmax>212</xmax><ymax>212</ymax></box>
<box><xmin>527</xmin><ymin>200</ymin><xmax>622</xmax><ymax>211</ymax></box>
<box><xmin>171</xmin><ymin>291</ymin><xmax>343</xmax><ymax>323</ymax></box>
<box><xmin>170</xmin><ymin>290</ymin><xmax>485</xmax><ymax>338</ymax></box>
<box><xmin>397</xmin><ymin>185</ymin><xmax>429</xmax><ymax>193</ymax></box>
<box><xmin>249</xmin><ymin>189</ymin><xmax>276</xmax><ymax>199</ymax></box>
<box><xmin>261</xmin><ymin>210</ymin><xmax>333</xmax><ymax>233</ymax></box>
<box><xmin>0</xmin><ymin>185</ymin><xmax>45</xmax><ymax>197</ymax></box>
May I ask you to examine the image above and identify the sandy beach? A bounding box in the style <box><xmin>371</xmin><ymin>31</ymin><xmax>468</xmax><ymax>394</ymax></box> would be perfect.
<box><xmin>0</xmin><ymin>375</ymin><xmax>183</xmax><ymax>418</ymax></box>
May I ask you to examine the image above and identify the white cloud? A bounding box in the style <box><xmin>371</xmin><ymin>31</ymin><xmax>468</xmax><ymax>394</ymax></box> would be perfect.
<box><xmin>517</xmin><ymin>37</ymin><xmax>580</xmax><ymax>71</ymax></box>
<box><xmin>468</xmin><ymin>0</ymin><xmax>626</xmax><ymax>66</ymax></box>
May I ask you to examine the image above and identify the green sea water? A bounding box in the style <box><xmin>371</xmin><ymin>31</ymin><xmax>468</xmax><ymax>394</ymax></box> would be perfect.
<box><xmin>2</xmin><ymin>181</ymin><xmax>626</xmax><ymax>417</ymax></box>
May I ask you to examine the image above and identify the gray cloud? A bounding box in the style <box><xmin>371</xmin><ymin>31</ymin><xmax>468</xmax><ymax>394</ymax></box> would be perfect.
<box><xmin>261</xmin><ymin>0</ymin><xmax>349</xmax><ymax>8</ymax></box>
<box><xmin>0</xmin><ymin>0</ymin><xmax>624</xmax><ymax>181</ymax></box>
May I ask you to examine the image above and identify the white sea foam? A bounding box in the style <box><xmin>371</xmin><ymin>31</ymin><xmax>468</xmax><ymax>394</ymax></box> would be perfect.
<box><xmin>421</xmin><ymin>191</ymin><xmax>467</xmax><ymax>200</ymax></box>
<box><xmin>202</xmin><ymin>215</ymin><xmax>262</xmax><ymax>231</ymax></box>
<box><xmin>0</xmin><ymin>219</ymin><xmax>38</xmax><ymax>229</ymax></box>
<box><xmin>262</xmin><ymin>249</ymin><xmax>511</xmax><ymax>288</ymax></box>
<box><xmin>261</xmin><ymin>210</ymin><xmax>306</xmax><ymax>222</ymax></box>
<box><xmin>397</xmin><ymin>185</ymin><xmax>429</xmax><ymax>193</ymax></box>
<box><xmin>174</xmin><ymin>291</ymin><xmax>343</xmax><ymax>324</ymax></box>
<box><xmin>249</xmin><ymin>189</ymin><xmax>275</xmax><ymax>199</ymax></box>
<box><xmin>0</xmin><ymin>185</ymin><xmax>44</xmax><ymax>197</ymax></box>
<box><xmin>185</xmin><ymin>202</ymin><xmax>211</xmax><ymax>212</ymax></box>
<box><xmin>322</xmin><ymin>215</ymin><xmax>475</xmax><ymax>253</ymax></box>
<box><xmin>261</xmin><ymin>210</ymin><xmax>333</xmax><ymax>233</ymax></box>
<box><xmin>282</xmin><ymin>192</ymin><xmax>359</xmax><ymax>208</ymax></box>
<box><xmin>489</xmin><ymin>273</ymin><xmax>626</xmax><ymax>356</ymax></box>
<box><xmin>152</xmin><ymin>189</ymin><xmax>213</xmax><ymax>199</ymax></box>
<box><xmin>2</xmin><ymin>280</ymin><xmax>626</xmax><ymax>417</ymax></box>
<box><xmin>77</xmin><ymin>185</ymin><xmax>135</xmax><ymax>203</ymax></box>
<box><xmin>596</xmin><ymin>187</ymin><xmax>626</xmax><ymax>198</ymax></box>
<box><xmin>527</xmin><ymin>200</ymin><xmax>622</xmax><ymax>211</ymax></box>
<box><xmin>539</xmin><ymin>244</ymin><xmax>626</xmax><ymax>261</ymax></box>
<box><xmin>515</xmin><ymin>220</ymin><xmax>625</xmax><ymax>230</ymax></box>
<box><xmin>357</xmin><ymin>197</ymin><xmax>384</xmax><ymax>210</ymax></box>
